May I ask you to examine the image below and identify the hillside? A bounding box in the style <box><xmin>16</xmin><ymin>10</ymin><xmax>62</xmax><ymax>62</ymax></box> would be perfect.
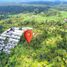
<box><xmin>0</xmin><ymin>10</ymin><xmax>67</xmax><ymax>67</ymax></box>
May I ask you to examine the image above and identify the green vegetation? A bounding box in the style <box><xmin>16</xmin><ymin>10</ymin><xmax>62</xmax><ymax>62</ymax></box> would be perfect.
<box><xmin>0</xmin><ymin>3</ymin><xmax>67</xmax><ymax>67</ymax></box>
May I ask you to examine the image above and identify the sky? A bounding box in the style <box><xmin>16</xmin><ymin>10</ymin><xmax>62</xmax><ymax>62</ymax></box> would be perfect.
<box><xmin>0</xmin><ymin>0</ymin><xmax>67</xmax><ymax>2</ymax></box>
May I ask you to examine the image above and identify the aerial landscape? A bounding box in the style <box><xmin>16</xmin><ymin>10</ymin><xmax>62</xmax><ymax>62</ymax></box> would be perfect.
<box><xmin>0</xmin><ymin>0</ymin><xmax>67</xmax><ymax>67</ymax></box>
